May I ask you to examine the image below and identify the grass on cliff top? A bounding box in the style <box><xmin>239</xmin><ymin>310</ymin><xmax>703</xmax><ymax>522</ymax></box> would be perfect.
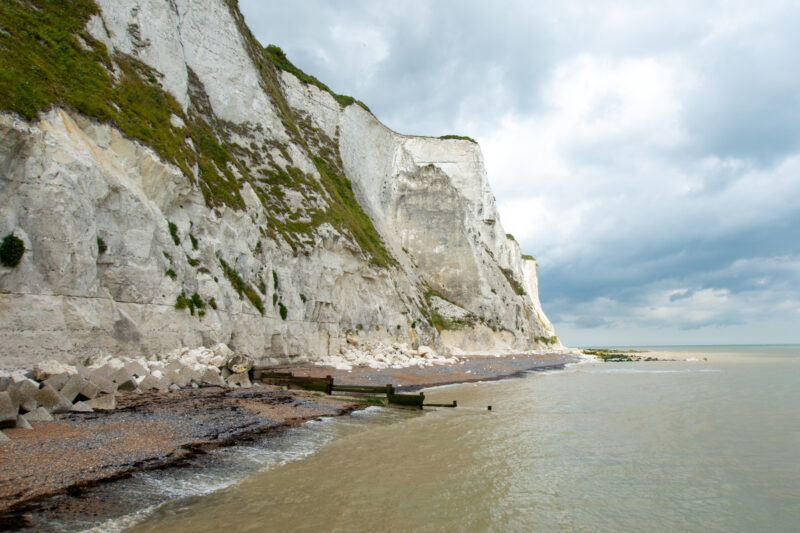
<box><xmin>439</xmin><ymin>134</ymin><xmax>477</xmax><ymax>144</ymax></box>
<box><xmin>263</xmin><ymin>44</ymin><xmax>371</xmax><ymax>112</ymax></box>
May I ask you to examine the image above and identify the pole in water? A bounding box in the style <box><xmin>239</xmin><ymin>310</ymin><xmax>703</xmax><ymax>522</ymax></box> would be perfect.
<box><xmin>487</xmin><ymin>405</ymin><xmax>492</xmax><ymax>411</ymax></box>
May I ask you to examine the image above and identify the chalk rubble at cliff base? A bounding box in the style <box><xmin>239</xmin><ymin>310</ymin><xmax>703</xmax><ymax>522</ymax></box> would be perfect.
<box><xmin>314</xmin><ymin>340</ymin><xmax>458</xmax><ymax>370</ymax></box>
<box><xmin>0</xmin><ymin>340</ymin><xmax>482</xmax><ymax>438</ymax></box>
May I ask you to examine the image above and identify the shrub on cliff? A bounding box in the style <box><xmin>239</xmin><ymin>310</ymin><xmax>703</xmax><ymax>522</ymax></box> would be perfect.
<box><xmin>0</xmin><ymin>233</ymin><xmax>25</xmax><ymax>267</ymax></box>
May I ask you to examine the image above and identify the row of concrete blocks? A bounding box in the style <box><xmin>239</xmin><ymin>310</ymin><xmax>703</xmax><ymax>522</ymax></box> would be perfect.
<box><xmin>1</xmin><ymin>358</ymin><xmax>253</xmax><ymax>441</ymax></box>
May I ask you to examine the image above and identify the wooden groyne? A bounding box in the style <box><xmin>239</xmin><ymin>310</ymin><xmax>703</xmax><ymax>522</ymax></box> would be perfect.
<box><xmin>253</xmin><ymin>370</ymin><xmax>457</xmax><ymax>410</ymax></box>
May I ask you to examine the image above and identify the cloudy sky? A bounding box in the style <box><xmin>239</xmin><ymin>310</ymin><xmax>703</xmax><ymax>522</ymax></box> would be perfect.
<box><xmin>239</xmin><ymin>1</ymin><xmax>800</xmax><ymax>346</ymax></box>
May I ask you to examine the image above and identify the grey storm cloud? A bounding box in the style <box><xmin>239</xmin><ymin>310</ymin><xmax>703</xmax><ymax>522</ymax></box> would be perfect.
<box><xmin>240</xmin><ymin>1</ymin><xmax>800</xmax><ymax>345</ymax></box>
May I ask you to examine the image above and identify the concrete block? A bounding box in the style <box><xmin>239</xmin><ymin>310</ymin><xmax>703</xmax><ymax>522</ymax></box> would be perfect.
<box><xmin>44</xmin><ymin>372</ymin><xmax>71</xmax><ymax>391</ymax></box>
<box><xmin>110</xmin><ymin>367</ymin><xmax>134</xmax><ymax>385</ymax></box>
<box><xmin>79</xmin><ymin>381</ymin><xmax>101</xmax><ymax>400</ymax></box>
<box><xmin>91</xmin><ymin>364</ymin><xmax>117</xmax><ymax>379</ymax></box>
<box><xmin>88</xmin><ymin>374</ymin><xmax>117</xmax><ymax>395</ymax></box>
<box><xmin>139</xmin><ymin>375</ymin><xmax>170</xmax><ymax>392</ymax></box>
<box><xmin>23</xmin><ymin>407</ymin><xmax>54</xmax><ymax>422</ymax></box>
<box><xmin>137</xmin><ymin>375</ymin><xmax>163</xmax><ymax>391</ymax></box>
<box><xmin>59</xmin><ymin>375</ymin><xmax>90</xmax><ymax>403</ymax></box>
<box><xmin>15</xmin><ymin>378</ymin><xmax>39</xmax><ymax>395</ymax></box>
<box><xmin>34</xmin><ymin>385</ymin><xmax>73</xmax><ymax>414</ymax></box>
<box><xmin>15</xmin><ymin>414</ymin><xmax>33</xmax><ymax>430</ymax></box>
<box><xmin>116</xmin><ymin>378</ymin><xmax>138</xmax><ymax>392</ymax></box>
<box><xmin>74</xmin><ymin>363</ymin><xmax>91</xmax><ymax>378</ymax></box>
<box><xmin>0</xmin><ymin>392</ymin><xmax>18</xmax><ymax>428</ymax></box>
<box><xmin>6</xmin><ymin>383</ymin><xmax>38</xmax><ymax>413</ymax></box>
<box><xmin>85</xmin><ymin>394</ymin><xmax>116</xmax><ymax>410</ymax></box>
<box><xmin>125</xmin><ymin>360</ymin><xmax>149</xmax><ymax>377</ymax></box>
<box><xmin>70</xmin><ymin>401</ymin><xmax>94</xmax><ymax>412</ymax></box>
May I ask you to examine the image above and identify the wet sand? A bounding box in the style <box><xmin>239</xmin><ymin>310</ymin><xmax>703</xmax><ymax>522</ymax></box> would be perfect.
<box><xmin>0</xmin><ymin>351</ymin><xmax>577</xmax><ymax>530</ymax></box>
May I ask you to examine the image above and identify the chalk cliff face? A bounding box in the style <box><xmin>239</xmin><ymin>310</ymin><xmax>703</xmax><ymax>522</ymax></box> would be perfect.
<box><xmin>0</xmin><ymin>0</ymin><xmax>559</xmax><ymax>368</ymax></box>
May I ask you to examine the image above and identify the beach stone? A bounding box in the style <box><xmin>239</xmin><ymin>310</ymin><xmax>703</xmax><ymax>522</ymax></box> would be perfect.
<box><xmin>0</xmin><ymin>376</ymin><xmax>10</xmax><ymax>391</ymax></box>
<box><xmin>0</xmin><ymin>430</ymin><xmax>9</xmax><ymax>442</ymax></box>
<box><xmin>85</xmin><ymin>394</ymin><xmax>116</xmax><ymax>410</ymax></box>
<box><xmin>15</xmin><ymin>414</ymin><xmax>33</xmax><ymax>430</ymax></box>
<box><xmin>0</xmin><ymin>392</ymin><xmax>18</xmax><ymax>428</ymax></box>
<box><xmin>23</xmin><ymin>407</ymin><xmax>54</xmax><ymax>422</ymax></box>
<box><xmin>227</xmin><ymin>354</ymin><xmax>253</xmax><ymax>374</ymax></box>
<box><xmin>221</xmin><ymin>367</ymin><xmax>232</xmax><ymax>379</ymax></box>
<box><xmin>44</xmin><ymin>372</ymin><xmax>71</xmax><ymax>391</ymax></box>
<box><xmin>70</xmin><ymin>401</ymin><xmax>94</xmax><ymax>412</ymax></box>
<box><xmin>226</xmin><ymin>372</ymin><xmax>251</xmax><ymax>389</ymax></box>
<box><xmin>33</xmin><ymin>360</ymin><xmax>76</xmax><ymax>381</ymax></box>
<box><xmin>89</xmin><ymin>374</ymin><xmax>117</xmax><ymax>395</ymax></box>
<box><xmin>168</xmin><ymin>384</ymin><xmax>181</xmax><ymax>392</ymax></box>
<box><xmin>201</xmin><ymin>368</ymin><xmax>225</xmax><ymax>387</ymax></box>
<box><xmin>34</xmin><ymin>385</ymin><xmax>73</xmax><ymax>414</ymax></box>
<box><xmin>59</xmin><ymin>375</ymin><xmax>90</xmax><ymax>403</ymax></box>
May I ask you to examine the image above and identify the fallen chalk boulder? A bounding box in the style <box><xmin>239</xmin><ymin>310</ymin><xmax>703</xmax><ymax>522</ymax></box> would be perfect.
<box><xmin>227</xmin><ymin>354</ymin><xmax>253</xmax><ymax>374</ymax></box>
<box><xmin>226</xmin><ymin>372</ymin><xmax>252</xmax><ymax>388</ymax></box>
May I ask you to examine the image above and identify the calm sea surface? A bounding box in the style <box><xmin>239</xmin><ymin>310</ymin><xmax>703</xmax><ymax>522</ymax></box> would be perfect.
<box><xmin>111</xmin><ymin>345</ymin><xmax>799</xmax><ymax>532</ymax></box>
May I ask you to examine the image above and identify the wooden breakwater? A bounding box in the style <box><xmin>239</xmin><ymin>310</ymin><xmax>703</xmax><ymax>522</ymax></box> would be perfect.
<box><xmin>253</xmin><ymin>370</ymin><xmax>457</xmax><ymax>410</ymax></box>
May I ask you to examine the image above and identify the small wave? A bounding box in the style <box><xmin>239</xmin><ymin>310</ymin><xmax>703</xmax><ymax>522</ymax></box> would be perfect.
<box><xmin>79</xmin><ymin>505</ymin><xmax>161</xmax><ymax>533</ymax></box>
<box><xmin>591</xmin><ymin>368</ymin><xmax>721</xmax><ymax>374</ymax></box>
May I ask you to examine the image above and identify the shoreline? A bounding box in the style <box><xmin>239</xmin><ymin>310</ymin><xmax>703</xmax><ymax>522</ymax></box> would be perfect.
<box><xmin>0</xmin><ymin>352</ymin><xmax>577</xmax><ymax>531</ymax></box>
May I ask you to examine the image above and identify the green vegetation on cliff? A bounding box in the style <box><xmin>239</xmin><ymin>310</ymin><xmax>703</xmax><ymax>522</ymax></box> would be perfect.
<box><xmin>264</xmin><ymin>44</ymin><xmax>371</xmax><ymax>112</ymax></box>
<box><xmin>439</xmin><ymin>134</ymin><xmax>477</xmax><ymax>143</ymax></box>
<box><xmin>0</xmin><ymin>0</ymin><xmax>394</xmax><ymax>270</ymax></box>
<box><xmin>0</xmin><ymin>234</ymin><xmax>25</xmax><ymax>267</ymax></box>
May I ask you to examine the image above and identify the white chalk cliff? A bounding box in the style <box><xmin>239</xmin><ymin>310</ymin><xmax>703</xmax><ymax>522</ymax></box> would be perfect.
<box><xmin>0</xmin><ymin>0</ymin><xmax>559</xmax><ymax>369</ymax></box>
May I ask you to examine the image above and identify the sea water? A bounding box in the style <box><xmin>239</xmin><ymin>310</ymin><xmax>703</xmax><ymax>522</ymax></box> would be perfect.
<box><xmin>111</xmin><ymin>346</ymin><xmax>800</xmax><ymax>532</ymax></box>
